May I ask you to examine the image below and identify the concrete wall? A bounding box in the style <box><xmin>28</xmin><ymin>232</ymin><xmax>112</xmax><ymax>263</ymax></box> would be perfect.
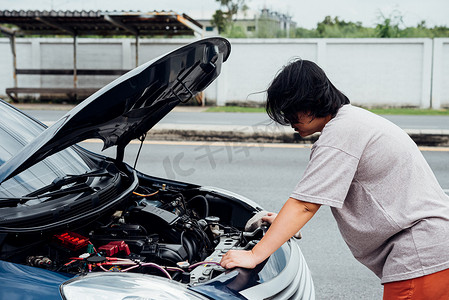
<box><xmin>0</xmin><ymin>37</ymin><xmax>447</xmax><ymax>108</ymax></box>
<box><xmin>219</xmin><ymin>38</ymin><xmax>435</xmax><ymax>108</ymax></box>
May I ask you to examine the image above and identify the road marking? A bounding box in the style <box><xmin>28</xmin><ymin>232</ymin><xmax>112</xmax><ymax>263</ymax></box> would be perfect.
<box><xmin>80</xmin><ymin>139</ymin><xmax>313</xmax><ymax>149</ymax></box>
<box><xmin>417</xmin><ymin>146</ymin><xmax>449</xmax><ymax>152</ymax></box>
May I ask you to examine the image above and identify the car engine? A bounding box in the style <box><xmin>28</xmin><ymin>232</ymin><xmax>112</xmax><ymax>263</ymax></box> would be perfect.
<box><xmin>0</xmin><ymin>181</ymin><xmax>265</xmax><ymax>285</ymax></box>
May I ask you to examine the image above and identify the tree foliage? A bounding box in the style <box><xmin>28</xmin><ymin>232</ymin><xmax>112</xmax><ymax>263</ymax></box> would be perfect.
<box><xmin>313</xmin><ymin>16</ymin><xmax>375</xmax><ymax>38</ymax></box>
<box><xmin>209</xmin><ymin>3</ymin><xmax>449</xmax><ymax>39</ymax></box>
<box><xmin>212</xmin><ymin>0</ymin><xmax>248</xmax><ymax>34</ymax></box>
<box><xmin>293</xmin><ymin>13</ymin><xmax>449</xmax><ymax>38</ymax></box>
<box><xmin>211</xmin><ymin>10</ymin><xmax>227</xmax><ymax>34</ymax></box>
<box><xmin>375</xmin><ymin>11</ymin><xmax>403</xmax><ymax>38</ymax></box>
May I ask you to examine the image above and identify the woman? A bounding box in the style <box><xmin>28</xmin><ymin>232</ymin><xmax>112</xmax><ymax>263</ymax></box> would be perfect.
<box><xmin>220</xmin><ymin>59</ymin><xmax>449</xmax><ymax>299</ymax></box>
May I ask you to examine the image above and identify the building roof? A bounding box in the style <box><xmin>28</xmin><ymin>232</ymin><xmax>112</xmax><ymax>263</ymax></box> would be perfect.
<box><xmin>0</xmin><ymin>10</ymin><xmax>203</xmax><ymax>37</ymax></box>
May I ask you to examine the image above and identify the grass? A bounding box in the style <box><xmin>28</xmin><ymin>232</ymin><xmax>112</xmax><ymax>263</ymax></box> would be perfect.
<box><xmin>205</xmin><ymin>106</ymin><xmax>266</xmax><ymax>113</ymax></box>
<box><xmin>367</xmin><ymin>108</ymin><xmax>449</xmax><ymax>115</ymax></box>
<box><xmin>206</xmin><ymin>106</ymin><xmax>449</xmax><ymax>115</ymax></box>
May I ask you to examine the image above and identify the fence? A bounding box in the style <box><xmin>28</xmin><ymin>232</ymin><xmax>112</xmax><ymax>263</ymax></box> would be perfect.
<box><xmin>0</xmin><ymin>37</ymin><xmax>448</xmax><ymax>108</ymax></box>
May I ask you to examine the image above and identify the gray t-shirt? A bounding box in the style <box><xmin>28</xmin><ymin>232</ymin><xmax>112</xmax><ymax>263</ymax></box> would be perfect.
<box><xmin>291</xmin><ymin>104</ymin><xmax>449</xmax><ymax>283</ymax></box>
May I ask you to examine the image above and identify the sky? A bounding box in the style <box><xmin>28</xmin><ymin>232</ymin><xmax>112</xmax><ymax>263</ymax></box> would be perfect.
<box><xmin>1</xmin><ymin>0</ymin><xmax>448</xmax><ymax>29</ymax></box>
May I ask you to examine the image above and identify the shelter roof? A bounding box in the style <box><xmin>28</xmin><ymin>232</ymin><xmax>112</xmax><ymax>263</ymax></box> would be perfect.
<box><xmin>0</xmin><ymin>10</ymin><xmax>203</xmax><ymax>36</ymax></box>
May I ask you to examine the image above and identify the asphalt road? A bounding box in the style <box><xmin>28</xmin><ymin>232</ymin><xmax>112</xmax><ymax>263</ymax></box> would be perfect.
<box><xmin>22</xmin><ymin>109</ymin><xmax>449</xmax><ymax>131</ymax></box>
<box><xmin>80</xmin><ymin>140</ymin><xmax>449</xmax><ymax>300</ymax></box>
<box><xmin>19</xmin><ymin>107</ymin><xmax>449</xmax><ymax>298</ymax></box>
<box><xmin>164</xmin><ymin>112</ymin><xmax>449</xmax><ymax>131</ymax></box>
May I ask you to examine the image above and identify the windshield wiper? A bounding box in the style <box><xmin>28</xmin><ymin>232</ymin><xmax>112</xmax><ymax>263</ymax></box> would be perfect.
<box><xmin>0</xmin><ymin>169</ymin><xmax>111</xmax><ymax>207</ymax></box>
<box><xmin>0</xmin><ymin>183</ymin><xmax>94</xmax><ymax>207</ymax></box>
<box><xmin>27</xmin><ymin>168</ymin><xmax>111</xmax><ymax>197</ymax></box>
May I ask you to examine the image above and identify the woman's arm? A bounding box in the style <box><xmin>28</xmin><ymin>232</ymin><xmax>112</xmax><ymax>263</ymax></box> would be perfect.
<box><xmin>220</xmin><ymin>197</ymin><xmax>320</xmax><ymax>269</ymax></box>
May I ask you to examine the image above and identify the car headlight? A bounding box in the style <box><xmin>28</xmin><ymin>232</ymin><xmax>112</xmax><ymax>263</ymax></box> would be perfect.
<box><xmin>60</xmin><ymin>272</ymin><xmax>208</xmax><ymax>300</ymax></box>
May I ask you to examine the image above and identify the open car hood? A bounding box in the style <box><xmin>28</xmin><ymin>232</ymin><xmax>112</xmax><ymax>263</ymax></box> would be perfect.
<box><xmin>0</xmin><ymin>37</ymin><xmax>230</xmax><ymax>183</ymax></box>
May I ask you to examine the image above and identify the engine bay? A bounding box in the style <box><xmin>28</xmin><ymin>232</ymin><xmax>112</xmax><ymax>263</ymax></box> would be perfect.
<box><xmin>0</xmin><ymin>178</ymin><xmax>265</xmax><ymax>285</ymax></box>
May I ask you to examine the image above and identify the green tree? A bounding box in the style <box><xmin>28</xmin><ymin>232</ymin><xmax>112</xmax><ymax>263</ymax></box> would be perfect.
<box><xmin>399</xmin><ymin>21</ymin><xmax>449</xmax><ymax>38</ymax></box>
<box><xmin>375</xmin><ymin>11</ymin><xmax>403</xmax><ymax>38</ymax></box>
<box><xmin>313</xmin><ymin>16</ymin><xmax>375</xmax><ymax>38</ymax></box>
<box><xmin>211</xmin><ymin>10</ymin><xmax>227</xmax><ymax>33</ymax></box>
<box><xmin>292</xmin><ymin>13</ymin><xmax>449</xmax><ymax>39</ymax></box>
<box><xmin>432</xmin><ymin>26</ymin><xmax>449</xmax><ymax>37</ymax></box>
<box><xmin>294</xmin><ymin>27</ymin><xmax>320</xmax><ymax>38</ymax></box>
<box><xmin>227</xmin><ymin>25</ymin><xmax>247</xmax><ymax>38</ymax></box>
<box><xmin>212</xmin><ymin>0</ymin><xmax>248</xmax><ymax>34</ymax></box>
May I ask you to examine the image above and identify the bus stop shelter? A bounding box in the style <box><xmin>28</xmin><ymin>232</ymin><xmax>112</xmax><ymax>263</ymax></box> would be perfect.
<box><xmin>0</xmin><ymin>10</ymin><xmax>203</xmax><ymax>102</ymax></box>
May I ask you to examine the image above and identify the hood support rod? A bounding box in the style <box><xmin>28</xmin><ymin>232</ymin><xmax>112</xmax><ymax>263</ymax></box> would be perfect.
<box><xmin>116</xmin><ymin>144</ymin><xmax>125</xmax><ymax>163</ymax></box>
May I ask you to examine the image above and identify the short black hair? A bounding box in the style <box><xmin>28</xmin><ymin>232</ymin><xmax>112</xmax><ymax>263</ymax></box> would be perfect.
<box><xmin>266</xmin><ymin>59</ymin><xmax>350</xmax><ymax>125</ymax></box>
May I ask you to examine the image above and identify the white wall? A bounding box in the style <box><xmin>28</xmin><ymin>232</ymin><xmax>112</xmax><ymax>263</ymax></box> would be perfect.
<box><xmin>0</xmin><ymin>37</ymin><xmax>446</xmax><ymax>108</ymax></box>
<box><xmin>219</xmin><ymin>38</ymin><xmax>433</xmax><ymax>108</ymax></box>
<box><xmin>324</xmin><ymin>39</ymin><xmax>432</xmax><ymax>108</ymax></box>
<box><xmin>217</xmin><ymin>39</ymin><xmax>318</xmax><ymax>105</ymax></box>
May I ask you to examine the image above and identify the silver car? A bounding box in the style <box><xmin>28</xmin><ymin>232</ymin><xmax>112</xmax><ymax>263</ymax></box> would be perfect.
<box><xmin>0</xmin><ymin>37</ymin><xmax>315</xmax><ymax>300</ymax></box>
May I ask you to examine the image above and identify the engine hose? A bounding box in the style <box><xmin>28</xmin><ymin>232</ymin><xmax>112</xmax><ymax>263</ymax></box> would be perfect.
<box><xmin>187</xmin><ymin>195</ymin><xmax>209</xmax><ymax>218</ymax></box>
<box><xmin>182</xmin><ymin>233</ymin><xmax>195</xmax><ymax>262</ymax></box>
<box><xmin>192</xmin><ymin>226</ymin><xmax>212</xmax><ymax>250</ymax></box>
<box><xmin>159</xmin><ymin>247</ymin><xmax>185</xmax><ymax>264</ymax></box>
<box><xmin>175</xmin><ymin>193</ymin><xmax>188</xmax><ymax>214</ymax></box>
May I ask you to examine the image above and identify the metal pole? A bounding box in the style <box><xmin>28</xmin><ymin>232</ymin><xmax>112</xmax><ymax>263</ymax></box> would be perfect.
<box><xmin>10</xmin><ymin>34</ymin><xmax>17</xmax><ymax>88</ymax></box>
<box><xmin>73</xmin><ymin>34</ymin><xmax>77</xmax><ymax>89</ymax></box>
<box><xmin>135</xmin><ymin>35</ymin><xmax>139</xmax><ymax>67</ymax></box>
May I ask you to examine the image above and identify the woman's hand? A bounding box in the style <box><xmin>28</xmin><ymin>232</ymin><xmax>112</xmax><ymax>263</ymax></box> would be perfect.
<box><xmin>220</xmin><ymin>249</ymin><xmax>259</xmax><ymax>269</ymax></box>
<box><xmin>222</xmin><ymin>198</ymin><xmax>320</xmax><ymax>269</ymax></box>
<box><xmin>262</xmin><ymin>212</ymin><xmax>277</xmax><ymax>224</ymax></box>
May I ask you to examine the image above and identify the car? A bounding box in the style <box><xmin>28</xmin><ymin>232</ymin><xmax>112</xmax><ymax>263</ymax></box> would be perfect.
<box><xmin>0</xmin><ymin>37</ymin><xmax>315</xmax><ymax>300</ymax></box>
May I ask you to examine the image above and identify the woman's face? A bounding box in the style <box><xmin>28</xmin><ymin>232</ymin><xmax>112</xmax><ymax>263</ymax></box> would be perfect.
<box><xmin>290</xmin><ymin>112</ymin><xmax>331</xmax><ymax>137</ymax></box>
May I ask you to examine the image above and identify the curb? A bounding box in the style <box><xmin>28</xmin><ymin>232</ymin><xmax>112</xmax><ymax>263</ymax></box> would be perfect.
<box><xmin>147</xmin><ymin>124</ymin><xmax>449</xmax><ymax>147</ymax></box>
<box><xmin>40</xmin><ymin>121</ymin><xmax>449</xmax><ymax>147</ymax></box>
<box><xmin>406</xmin><ymin>130</ymin><xmax>449</xmax><ymax>147</ymax></box>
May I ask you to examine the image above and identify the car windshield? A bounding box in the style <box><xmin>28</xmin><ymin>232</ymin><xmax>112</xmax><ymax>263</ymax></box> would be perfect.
<box><xmin>0</xmin><ymin>103</ymin><xmax>91</xmax><ymax>199</ymax></box>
